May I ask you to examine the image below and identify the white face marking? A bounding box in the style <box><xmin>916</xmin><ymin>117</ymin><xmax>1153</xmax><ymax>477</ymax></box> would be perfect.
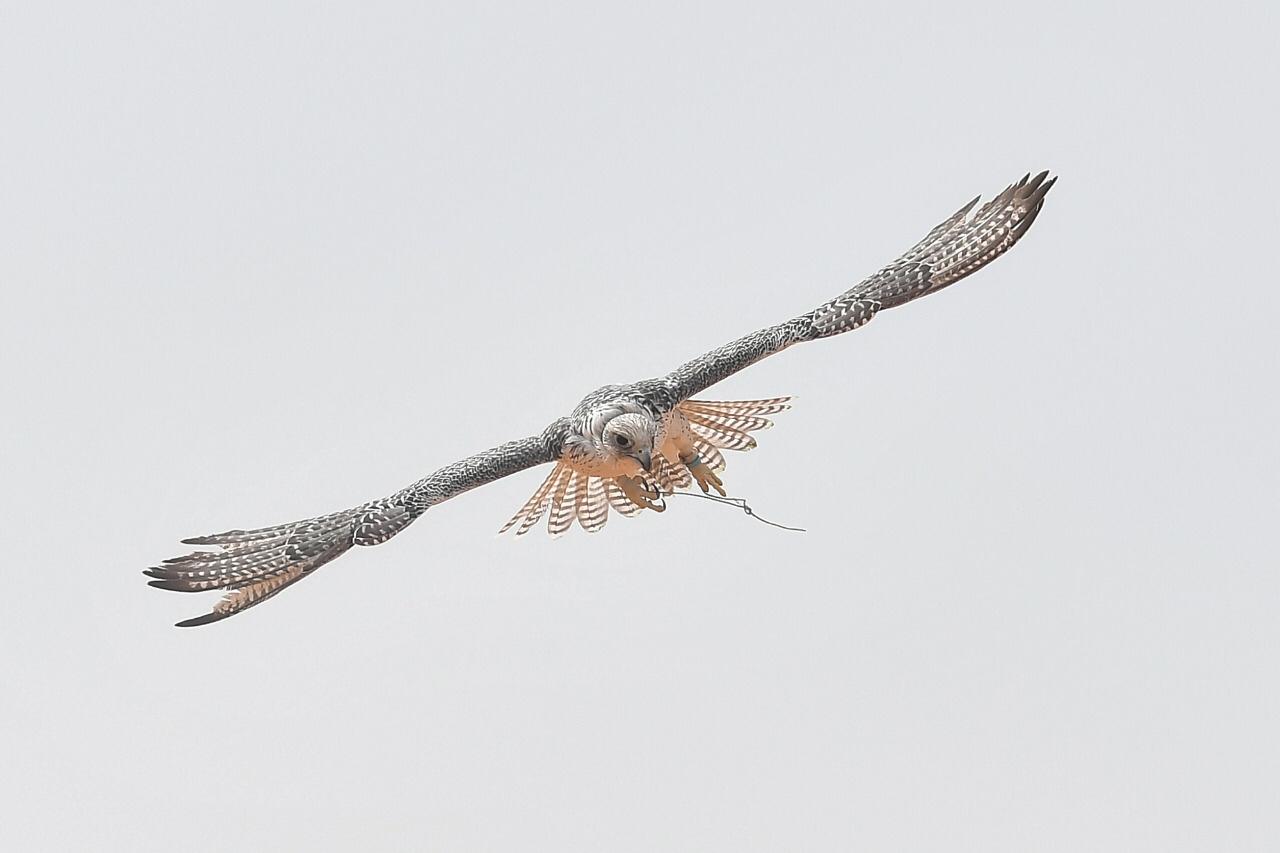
<box><xmin>563</xmin><ymin>407</ymin><xmax>661</xmax><ymax>478</ymax></box>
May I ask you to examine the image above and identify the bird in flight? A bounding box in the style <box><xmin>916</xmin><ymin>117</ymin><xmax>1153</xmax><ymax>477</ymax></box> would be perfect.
<box><xmin>146</xmin><ymin>171</ymin><xmax>1055</xmax><ymax>626</ymax></box>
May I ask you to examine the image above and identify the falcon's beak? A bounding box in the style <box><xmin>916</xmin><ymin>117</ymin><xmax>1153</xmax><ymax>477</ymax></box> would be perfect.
<box><xmin>636</xmin><ymin>449</ymin><xmax>653</xmax><ymax>472</ymax></box>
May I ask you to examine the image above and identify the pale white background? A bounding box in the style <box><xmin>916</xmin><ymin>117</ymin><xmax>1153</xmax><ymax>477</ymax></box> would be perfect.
<box><xmin>2</xmin><ymin>2</ymin><xmax>1277</xmax><ymax>851</ymax></box>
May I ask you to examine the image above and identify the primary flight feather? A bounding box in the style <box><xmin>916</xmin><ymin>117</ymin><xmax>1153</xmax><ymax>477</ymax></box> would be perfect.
<box><xmin>146</xmin><ymin>170</ymin><xmax>1056</xmax><ymax>626</ymax></box>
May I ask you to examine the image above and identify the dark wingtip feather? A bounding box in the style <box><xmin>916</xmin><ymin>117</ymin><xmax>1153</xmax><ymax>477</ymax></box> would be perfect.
<box><xmin>175</xmin><ymin>611</ymin><xmax>230</xmax><ymax>628</ymax></box>
<box><xmin>1011</xmin><ymin>174</ymin><xmax>1055</xmax><ymax>237</ymax></box>
<box><xmin>144</xmin><ymin>564</ymin><xmax>189</xmax><ymax>581</ymax></box>
<box><xmin>1019</xmin><ymin>170</ymin><xmax>1051</xmax><ymax>197</ymax></box>
<box><xmin>180</xmin><ymin>535</ymin><xmax>217</xmax><ymax>546</ymax></box>
<box><xmin>1028</xmin><ymin>174</ymin><xmax>1057</xmax><ymax>205</ymax></box>
<box><xmin>148</xmin><ymin>578</ymin><xmax>200</xmax><ymax>592</ymax></box>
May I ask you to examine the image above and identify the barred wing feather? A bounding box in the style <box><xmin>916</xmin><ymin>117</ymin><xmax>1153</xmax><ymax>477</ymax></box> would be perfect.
<box><xmin>149</xmin><ymin>435</ymin><xmax>554</xmax><ymax>626</ymax></box>
<box><xmin>664</xmin><ymin>171</ymin><xmax>1054</xmax><ymax>401</ymax></box>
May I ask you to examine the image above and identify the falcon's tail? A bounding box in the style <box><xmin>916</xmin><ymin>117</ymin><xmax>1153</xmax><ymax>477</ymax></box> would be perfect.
<box><xmin>499</xmin><ymin>397</ymin><xmax>792</xmax><ymax>537</ymax></box>
<box><xmin>499</xmin><ymin>464</ymin><xmax>645</xmax><ymax>537</ymax></box>
<box><xmin>144</xmin><ymin>500</ymin><xmax>419</xmax><ymax>627</ymax></box>
<box><xmin>677</xmin><ymin>397</ymin><xmax>792</xmax><ymax>470</ymax></box>
<box><xmin>500</xmin><ymin>456</ymin><xmax>708</xmax><ymax>536</ymax></box>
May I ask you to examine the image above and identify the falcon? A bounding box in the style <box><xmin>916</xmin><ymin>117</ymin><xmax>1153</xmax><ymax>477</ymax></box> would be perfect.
<box><xmin>146</xmin><ymin>170</ymin><xmax>1055</xmax><ymax>626</ymax></box>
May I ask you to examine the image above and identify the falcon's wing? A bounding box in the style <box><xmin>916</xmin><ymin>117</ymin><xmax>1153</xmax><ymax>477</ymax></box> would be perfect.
<box><xmin>145</xmin><ymin>433</ymin><xmax>557</xmax><ymax>627</ymax></box>
<box><xmin>662</xmin><ymin>171</ymin><xmax>1055</xmax><ymax>402</ymax></box>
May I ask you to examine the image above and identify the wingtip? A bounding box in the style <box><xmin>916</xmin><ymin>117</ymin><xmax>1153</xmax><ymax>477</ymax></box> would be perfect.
<box><xmin>1019</xmin><ymin>170</ymin><xmax>1051</xmax><ymax>196</ymax></box>
<box><xmin>148</xmin><ymin>578</ymin><xmax>199</xmax><ymax>592</ymax></box>
<box><xmin>175</xmin><ymin>611</ymin><xmax>228</xmax><ymax>628</ymax></box>
<box><xmin>1024</xmin><ymin>173</ymin><xmax>1057</xmax><ymax>208</ymax></box>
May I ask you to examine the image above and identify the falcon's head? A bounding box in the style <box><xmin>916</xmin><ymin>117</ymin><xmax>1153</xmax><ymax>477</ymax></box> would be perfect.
<box><xmin>566</xmin><ymin>402</ymin><xmax>661</xmax><ymax>476</ymax></box>
<box><xmin>600</xmin><ymin>412</ymin><xmax>658</xmax><ymax>473</ymax></box>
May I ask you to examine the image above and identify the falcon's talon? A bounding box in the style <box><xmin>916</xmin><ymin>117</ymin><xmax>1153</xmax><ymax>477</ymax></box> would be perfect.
<box><xmin>684</xmin><ymin>456</ymin><xmax>727</xmax><ymax>497</ymax></box>
<box><xmin>616</xmin><ymin>475</ymin><xmax>666</xmax><ymax>512</ymax></box>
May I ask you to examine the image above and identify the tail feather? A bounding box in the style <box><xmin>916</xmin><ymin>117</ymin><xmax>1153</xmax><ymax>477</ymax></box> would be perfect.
<box><xmin>499</xmin><ymin>464</ymin><xmax>562</xmax><ymax>535</ymax></box>
<box><xmin>677</xmin><ymin>398</ymin><xmax>791</xmax><ymax>455</ymax></box>
<box><xmin>690</xmin><ymin>438</ymin><xmax>727</xmax><ymax>472</ymax></box>
<box><xmin>579</xmin><ymin>477</ymin><xmax>610</xmax><ymax>532</ymax></box>
<box><xmin>571</xmin><ymin>471</ymin><xmax>591</xmax><ymax>531</ymax></box>
<box><xmin>505</xmin><ymin>463</ymin><xmax>622</xmax><ymax>537</ymax></box>
<box><xmin>503</xmin><ymin>461</ymin><xmax>679</xmax><ymax>537</ymax></box>
<box><xmin>648</xmin><ymin>454</ymin><xmax>691</xmax><ymax>493</ymax></box>
<box><xmin>688</xmin><ymin>412</ymin><xmax>775</xmax><ymax>433</ymax></box>
<box><xmin>518</xmin><ymin>466</ymin><xmax>568</xmax><ymax>536</ymax></box>
<box><xmin>682</xmin><ymin>397</ymin><xmax>793</xmax><ymax>417</ymax></box>
<box><xmin>498</xmin><ymin>396</ymin><xmax>793</xmax><ymax>538</ymax></box>
<box><xmin>547</xmin><ymin>469</ymin><xmax>578</xmax><ymax>537</ymax></box>
<box><xmin>684</xmin><ymin>415</ymin><xmax>758</xmax><ymax>451</ymax></box>
<box><xmin>605</xmin><ymin>479</ymin><xmax>643</xmax><ymax>517</ymax></box>
<box><xmin>666</xmin><ymin>455</ymin><xmax>693</xmax><ymax>489</ymax></box>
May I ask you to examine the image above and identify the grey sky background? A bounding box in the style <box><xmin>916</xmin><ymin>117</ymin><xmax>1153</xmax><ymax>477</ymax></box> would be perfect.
<box><xmin>2</xmin><ymin>2</ymin><xmax>1277</xmax><ymax>851</ymax></box>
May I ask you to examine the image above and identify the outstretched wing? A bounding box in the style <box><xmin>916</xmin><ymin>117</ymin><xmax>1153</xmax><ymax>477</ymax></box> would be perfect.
<box><xmin>662</xmin><ymin>170</ymin><xmax>1055</xmax><ymax>401</ymax></box>
<box><xmin>145</xmin><ymin>434</ymin><xmax>558</xmax><ymax>626</ymax></box>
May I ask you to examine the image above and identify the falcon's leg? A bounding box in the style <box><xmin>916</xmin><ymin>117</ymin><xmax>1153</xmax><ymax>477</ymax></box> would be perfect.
<box><xmin>681</xmin><ymin>453</ymin><xmax>726</xmax><ymax>496</ymax></box>
<box><xmin>616</xmin><ymin>475</ymin><xmax>666</xmax><ymax>512</ymax></box>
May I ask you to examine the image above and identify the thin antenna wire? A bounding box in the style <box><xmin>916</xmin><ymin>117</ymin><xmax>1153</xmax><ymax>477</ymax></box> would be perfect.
<box><xmin>669</xmin><ymin>491</ymin><xmax>807</xmax><ymax>532</ymax></box>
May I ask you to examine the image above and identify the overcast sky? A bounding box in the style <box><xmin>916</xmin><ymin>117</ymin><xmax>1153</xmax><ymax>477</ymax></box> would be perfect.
<box><xmin>2</xmin><ymin>2</ymin><xmax>1277</xmax><ymax>851</ymax></box>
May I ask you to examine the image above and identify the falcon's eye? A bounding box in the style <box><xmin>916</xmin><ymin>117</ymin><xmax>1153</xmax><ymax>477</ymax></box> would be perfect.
<box><xmin>614</xmin><ymin>434</ymin><xmax>631</xmax><ymax>449</ymax></box>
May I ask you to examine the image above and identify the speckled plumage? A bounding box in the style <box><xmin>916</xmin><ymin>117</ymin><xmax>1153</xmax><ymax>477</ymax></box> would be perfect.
<box><xmin>146</xmin><ymin>171</ymin><xmax>1054</xmax><ymax>626</ymax></box>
